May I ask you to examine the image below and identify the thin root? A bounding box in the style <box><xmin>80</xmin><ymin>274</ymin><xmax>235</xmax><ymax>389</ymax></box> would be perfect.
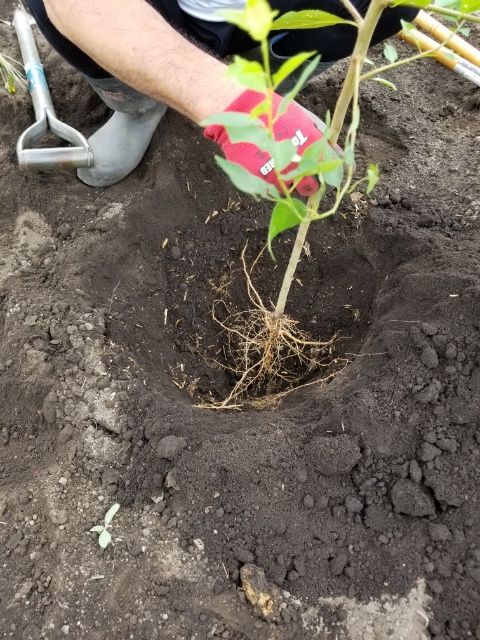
<box><xmin>200</xmin><ymin>244</ymin><xmax>343</xmax><ymax>410</ymax></box>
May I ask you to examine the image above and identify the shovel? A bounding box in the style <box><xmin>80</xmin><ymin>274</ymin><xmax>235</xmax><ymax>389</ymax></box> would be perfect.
<box><xmin>12</xmin><ymin>7</ymin><xmax>93</xmax><ymax>171</ymax></box>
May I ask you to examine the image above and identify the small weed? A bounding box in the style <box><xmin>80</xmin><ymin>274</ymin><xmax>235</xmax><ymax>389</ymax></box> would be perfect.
<box><xmin>90</xmin><ymin>503</ymin><xmax>120</xmax><ymax>549</ymax></box>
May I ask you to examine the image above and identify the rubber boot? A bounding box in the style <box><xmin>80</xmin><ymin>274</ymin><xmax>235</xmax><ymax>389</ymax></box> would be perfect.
<box><xmin>77</xmin><ymin>76</ymin><xmax>167</xmax><ymax>187</ymax></box>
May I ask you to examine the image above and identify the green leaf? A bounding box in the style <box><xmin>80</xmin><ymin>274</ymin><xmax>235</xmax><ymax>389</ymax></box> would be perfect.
<box><xmin>227</xmin><ymin>56</ymin><xmax>268</xmax><ymax>92</ymax></box>
<box><xmin>202</xmin><ymin>111</ymin><xmax>259</xmax><ymax>128</ymax></box>
<box><xmin>372</xmin><ymin>77</ymin><xmax>398</xmax><ymax>91</ymax></box>
<box><xmin>272</xmin><ymin>51</ymin><xmax>316</xmax><ymax>89</ymax></box>
<box><xmin>250</xmin><ymin>99</ymin><xmax>270</xmax><ymax>118</ymax></box>
<box><xmin>281</xmin><ymin>138</ymin><xmax>343</xmax><ymax>181</ymax></box>
<box><xmin>323</xmin><ymin>146</ymin><xmax>344</xmax><ymax>188</ymax></box>
<box><xmin>268</xmin><ymin>199</ymin><xmax>308</xmax><ymax>257</ymax></box>
<box><xmin>284</xmin><ymin>55</ymin><xmax>321</xmax><ymax>101</ymax></box>
<box><xmin>219</xmin><ymin>0</ymin><xmax>279</xmax><ymax>41</ymax></box>
<box><xmin>104</xmin><ymin>503</ymin><xmax>120</xmax><ymax>526</ymax></box>
<box><xmin>284</xmin><ymin>158</ymin><xmax>343</xmax><ymax>181</ymax></box>
<box><xmin>343</xmin><ymin>146</ymin><xmax>355</xmax><ymax>167</ymax></box>
<box><xmin>460</xmin><ymin>0</ymin><xmax>480</xmax><ymax>10</ymax></box>
<box><xmin>202</xmin><ymin>112</ymin><xmax>273</xmax><ymax>151</ymax></box>
<box><xmin>216</xmin><ymin>156</ymin><xmax>279</xmax><ymax>199</ymax></box>
<box><xmin>383</xmin><ymin>43</ymin><xmax>399</xmax><ymax>64</ymax></box>
<box><xmin>400</xmin><ymin>19</ymin><xmax>416</xmax><ymax>31</ymax></box>
<box><xmin>272</xmin><ymin>139</ymin><xmax>297</xmax><ymax>171</ymax></box>
<box><xmin>390</xmin><ymin>0</ymin><xmax>429</xmax><ymax>7</ymax></box>
<box><xmin>366</xmin><ymin>164</ymin><xmax>379</xmax><ymax>194</ymax></box>
<box><xmin>90</xmin><ymin>525</ymin><xmax>104</xmax><ymax>533</ymax></box>
<box><xmin>98</xmin><ymin>529</ymin><xmax>112</xmax><ymax>549</ymax></box>
<box><xmin>350</xmin><ymin>106</ymin><xmax>361</xmax><ymax>131</ymax></box>
<box><xmin>458</xmin><ymin>26</ymin><xmax>471</xmax><ymax>36</ymax></box>
<box><xmin>272</xmin><ymin>9</ymin><xmax>356</xmax><ymax>30</ymax></box>
<box><xmin>364</xmin><ymin>58</ymin><xmax>376</xmax><ymax>66</ymax></box>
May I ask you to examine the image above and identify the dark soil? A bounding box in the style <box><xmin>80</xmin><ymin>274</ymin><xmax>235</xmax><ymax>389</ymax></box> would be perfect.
<box><xmin>1</xmin><ymin>4</ymin><xmax>480</xmax><ymax>639</ymax></box>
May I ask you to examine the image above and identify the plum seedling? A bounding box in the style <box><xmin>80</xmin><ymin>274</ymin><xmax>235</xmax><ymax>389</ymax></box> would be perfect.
<box><xmin>203</xmin><ymin>0</ymin><xmax>479</xmax><ymax>408</ymax></box>
<box><xmin>90</xmin><ymin>503</ymin><xmax>120</xmax><ymax>549</ymax></box>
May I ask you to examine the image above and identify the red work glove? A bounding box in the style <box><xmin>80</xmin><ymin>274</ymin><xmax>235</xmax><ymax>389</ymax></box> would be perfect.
<box><xmin>204</xmin><ymin>89</ymin><xmax>323</xmax><ymax>197</ymax></box>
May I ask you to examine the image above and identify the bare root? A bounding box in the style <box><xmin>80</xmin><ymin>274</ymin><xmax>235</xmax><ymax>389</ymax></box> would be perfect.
<box><xmin>201</xmin><ymin>246</ymin><xmax>343</xmax><ymax>410</ymax></box>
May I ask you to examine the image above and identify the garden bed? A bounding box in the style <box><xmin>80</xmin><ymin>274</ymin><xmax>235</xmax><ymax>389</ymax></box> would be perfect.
<box><xmin>0</xmin><ymin>5</ymin><xmax>480</xmax><ymax>639</ymax></box>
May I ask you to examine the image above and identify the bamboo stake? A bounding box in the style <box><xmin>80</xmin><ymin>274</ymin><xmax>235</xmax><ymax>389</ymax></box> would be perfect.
<box><xmin>415</xmin><ymin>10</ymin><xmax>480</xmax><ymax>68</ymax></box>
<box><xmin>399</xmin><ymin>27</ymin><xmax>480</xmax><ymax>87</ymax></box>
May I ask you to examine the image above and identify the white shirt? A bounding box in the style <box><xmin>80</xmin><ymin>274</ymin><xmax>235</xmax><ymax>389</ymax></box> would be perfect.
<box><xmin>178</xmin><ymin>0</ymin><xmax>246</xmax><ymax>22</ymax></box>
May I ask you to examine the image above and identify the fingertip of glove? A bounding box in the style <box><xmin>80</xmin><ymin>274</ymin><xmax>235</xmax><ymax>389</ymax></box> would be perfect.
<box><xmin>297</xmin><ymin>176</ymin><xmax>319</xmax><ymax>197</ymax></box>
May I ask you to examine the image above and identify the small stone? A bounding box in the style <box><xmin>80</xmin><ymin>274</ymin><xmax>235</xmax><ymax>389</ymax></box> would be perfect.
<box><xmin>330</xmin><ymin>553</ymin><xmax>348</xmax><ymax>576</ymax></box>
<box><xmin>421</xmin><ymin>346</ymin><xmax>439</xmax><ymax>369</ymax></box>
<box><xmin>235</xmin><ymin>548</ymin><xmax>255</xmax><ymax>564</ymax></box>
<box><xmin>345</xmin><ymin>496</ymin><xmax>363</xmax><ymax>513</ymax></box>
<box><xmin>445</xmin><ymin>343</ymin><xmax>457</xmax><ymax>359</ymax></box>
<box><xmin>58</xmin><ymin>477</ymin><xmax>68</xmax><ymax>486</ymax></box>
<box><xmin>169</xmin><ymin>246</ymin><xmax>181</xmax><ymax>260</ymax></box>
<box><xmin>51</xmin><ymin>509</ymin><xmax>68</xmax><ymax>525</ymax></box>
<box><xmin>421</xmin><ymin>323</ymin><xmax>438</xmax><ymax>336</ymax></box>
<box><xmin>287</xmin><ymin>570</ymin><xmax>300</xmax><ymax>582</ymax></box>
<box><xmin>240</xmin><ymin>564</ymin><xmax>282</xmax><ymax>622</ymax></box>
<box><xmin>409</xmin><ymin>460</ymin><xmax>423</xmax><ymax>483</ymax></box>
<box><xmin>436</xmin><ymin>438</ymin><xmax>457</xmax><ymax>453</ymax></box>
<box><xmin>418</xmin><ymin>443</ymin><xmax>441</xmax><ymax>462</ymax></box>
<box><xmin>428</xmin><ymin>523</ymin><xmax>451</xmax><ymax>542</ymax></box>
<box><xmin>378</xmin><ymin>535</ymin><xmax>389</xmax><ymax>545</ymax></box>
<box><xmin>391</xmin><ymin>479</ymin><xmax>435</xmax><ymax>517</ymax></box>
<box><xmin>303</xmin><ymin>495</ymin><xmax>315</xmax><ymax>508</ymax></box>
<box><xmin>157</xmin><ymin>435</ymin><xmax>187</xmax><ymax>461</ymax></box>
<box><xmin>14</xmin><ymin>580</ymin><xmax>34</xmax><ymax>600</ymax></box>
<box><xmin>307</xmin><ymin>434</ymin><xmax>361</xmax><ymax>476</ymax></box>
<box><xmin>428</xmin><ymin>579</ymin><xmax>443</xmax><ymax>594</ymax></box>
<box><xmin>61</xmin><ymin>625</ymin><xmax>70</xmax><ymax>636</ymax></box>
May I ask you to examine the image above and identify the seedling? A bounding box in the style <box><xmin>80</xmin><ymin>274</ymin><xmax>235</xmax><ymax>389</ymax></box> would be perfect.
<box><xmin>0</xmin><ymin>52</ymin><xmax>25</xmax><ymax>94</ymax></box>
<box><xmin>90</xmin><ymin>503</ymin><xmax>120</xmax><ymax>549</ymax></box>
<box><xmin>203</xmin><ymin>0</ymin><xmax>479</xmax><ymax>408</ymax></box>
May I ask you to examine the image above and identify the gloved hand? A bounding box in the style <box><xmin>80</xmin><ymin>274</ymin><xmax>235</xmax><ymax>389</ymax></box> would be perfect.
<box><xmin>204</xmin><ymin>89</ymin><xmax>325</xmax><ymax>197</ymax></box>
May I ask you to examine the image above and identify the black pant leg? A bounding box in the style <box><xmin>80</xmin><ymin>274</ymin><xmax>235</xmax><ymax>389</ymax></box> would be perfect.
<box><xmin>269</xmin><ymin>0</ymin><xmax>418</xmax><ymax>61</ymax></box>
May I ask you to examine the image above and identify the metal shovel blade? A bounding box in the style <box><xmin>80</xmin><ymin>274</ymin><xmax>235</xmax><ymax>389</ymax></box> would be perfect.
<box><xmin>13</xmin><ymin>7</ymin><xmax>93</xmax><ymax>171</ymax></box>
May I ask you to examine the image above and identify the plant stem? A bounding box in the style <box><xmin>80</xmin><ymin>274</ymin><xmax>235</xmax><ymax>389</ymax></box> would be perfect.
<box><xmin>424</xmin><ymin>4</ymin><xmax>480</xmax><ymax>24</ymax></box>
<box><xmin>330</xmin><ymin>0</ymin><xmax>388</xmax><ymax>144</ymax></box>
<box><xmin>274</xmin><ymin>0</ymin><xmax>386</xmax><ymax>318</ymax></box>
<box><xmin>274</xmin><ymin>189</ymin><xmax>321</xmax><ymax>318</ymax></box>
<box><xmin>339</xmin><ymin>0</ymin><xmax>365</xmax><ymax>26</ymax></box>
<box><xmin>360</xmin><ymin>47</ymin><xmax>438</xmax><ymax>80</ymax></box>
<box><xmin>274</xmin><ymin>220</ymin><xmax>310</xmax><ymax>317</ymax></box>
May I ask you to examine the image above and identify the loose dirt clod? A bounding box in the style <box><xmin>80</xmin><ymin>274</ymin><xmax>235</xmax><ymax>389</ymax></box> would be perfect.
<box><xmin>240</xmin><ymin>563</ymin><xmax>283</xmax><ymax>621</ymax></box>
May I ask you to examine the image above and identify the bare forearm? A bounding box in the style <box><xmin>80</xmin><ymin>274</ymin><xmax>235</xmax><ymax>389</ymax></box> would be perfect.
<box><xmin>43</xmin><ymin>0</ymin><xmax>242</xmax><ymax>123</ymax></box>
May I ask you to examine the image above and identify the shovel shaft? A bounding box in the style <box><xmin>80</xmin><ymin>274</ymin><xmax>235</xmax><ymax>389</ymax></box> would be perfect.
<box><xmin>13</xmin><ymin>9</ymin><xmax>55</xmax><ymax>121</ymax></box>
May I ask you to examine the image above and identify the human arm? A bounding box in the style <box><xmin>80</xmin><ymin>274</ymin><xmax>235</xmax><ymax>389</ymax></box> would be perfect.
<box><xmin>43</xmin><ymin>0</ymin><xmax>243</xmax><ymax>123</ymax></box>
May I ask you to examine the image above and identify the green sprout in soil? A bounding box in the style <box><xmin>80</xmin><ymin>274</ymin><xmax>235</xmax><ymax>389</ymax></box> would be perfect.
<box><xmin>203</xmin><ymin>0</ymin><xmax>479</xmax><ymax>409</ymax></box>
<box><xmin>0</xmin><ymin>52</ymin><xmax>25</xmax><ymax>94</ymax></box>
<box><xmin>90</xmin><ymin>503</ymin><xmax>120</xmax><ymax>549</ymax></box>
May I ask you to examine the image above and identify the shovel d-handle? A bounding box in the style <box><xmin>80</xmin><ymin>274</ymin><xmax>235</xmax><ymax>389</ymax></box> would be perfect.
<box><xmin>13</xmin><ymin>8</ymin><xmax>93</xmax><ymax>171</ymax></box>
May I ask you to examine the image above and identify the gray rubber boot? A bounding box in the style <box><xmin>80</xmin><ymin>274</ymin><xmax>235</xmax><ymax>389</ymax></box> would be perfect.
<box><xmin>77</xmin><ymin>76</ymin><xmax>167</xmax><ymax>187</ymax></box>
